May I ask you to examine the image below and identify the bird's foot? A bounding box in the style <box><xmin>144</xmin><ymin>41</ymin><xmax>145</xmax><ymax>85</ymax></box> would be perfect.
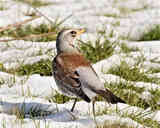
<box><xmin>66</xmin><ymin>110</ymin><xmax>78</xmax><ymax>121</ymax></box>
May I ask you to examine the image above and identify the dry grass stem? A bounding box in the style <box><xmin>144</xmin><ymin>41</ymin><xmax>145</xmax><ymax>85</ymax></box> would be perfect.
<box><xmin>0</xmin><ymin>16</ymin><xmax>40</xmax><ymax>33</ymax></box>
<box><xmin>0</xmin><ymin>31</ymin><xmax>56</xmax><ymax>42</ymax></box>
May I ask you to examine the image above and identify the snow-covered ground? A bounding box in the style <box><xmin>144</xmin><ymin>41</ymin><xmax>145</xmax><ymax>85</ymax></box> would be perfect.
<box><xmin>0</xmin><ymin>0</ymin><xmax>160</xmax><ymax>127</ymax></box>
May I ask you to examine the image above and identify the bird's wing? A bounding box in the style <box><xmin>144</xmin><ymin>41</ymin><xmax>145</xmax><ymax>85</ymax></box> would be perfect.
<box><xmin>53</xmin><ymin>53</ymin><xmax>125</xmax><ymax>103</ymax></box>
<box><xmin>53</xmin><ymin>53</ymin><xmax>92</xmax><ymax>88</ymax></box>
<box><xmin>53</xmin><ymin>54</ymin><xmax>91</xmax><ymax>102</ymax></box>
<box><xmin>53</xmin><ymin>53</ymin><xmax>105</xmax><ymax>99</ymax></box>
<box><xmin>53</xmin><ymin>55</ymin><xmax>81</xmax><ymax>88</ymax></box>
<box><xmin>76</xmin><ymin>66</ymin><xmax>105</xmax><ymax>91</ymax></box>
<box><xmin>76</xmin><ymin>66</ymin><xmax>126</xmax><ymax>103</ymax></box>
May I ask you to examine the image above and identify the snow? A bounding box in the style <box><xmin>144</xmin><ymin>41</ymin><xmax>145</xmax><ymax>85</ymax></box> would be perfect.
<box><xmin>151</xmin><ymin>111</ymin><xmax>160</xmax><ymax>122</ymax></box>
<box><xmin>0</xmin><ymin>67</ymin><xmax>159</xmax><ymax>127</ymax></box>
<box><xmin>0</xmin><ymin>97</ymin><xmax>146</xmax><ymax>128</ymax></box>
<box><xmin>0</xmin><ymin>0</ymin><xmax>160</xmax><ymax>127</ymax></box>
<box><xmin>141</xmin><ymin>91</ymin><xmax>152</xmax><ymax>101</ymax></box>
<box><xmin>1</xmin><ymin>0</ymin><xmax>160</xmax><ymax>39</ymax></box>
<box><xmin>0</xmin><ymin>74</ymin><xmax>57</xmax><ymax>98</ymax></box>
<box><xmin>0</xmin><ymin>40</ymin><xmax>56</xmax><ymax>69</ymax></box>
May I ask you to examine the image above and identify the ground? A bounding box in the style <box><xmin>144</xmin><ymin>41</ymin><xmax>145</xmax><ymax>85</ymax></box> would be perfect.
<box><xmin>0</xmin><ymin>0</ymin><xmax>160</xmax><ymax>127</ymax></box>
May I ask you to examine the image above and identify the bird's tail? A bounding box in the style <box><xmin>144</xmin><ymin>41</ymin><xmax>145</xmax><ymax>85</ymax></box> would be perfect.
<box><xmin>95</xmin><ymin>89</ymin><xmax>125</xmax><ymax>104</ymax></box>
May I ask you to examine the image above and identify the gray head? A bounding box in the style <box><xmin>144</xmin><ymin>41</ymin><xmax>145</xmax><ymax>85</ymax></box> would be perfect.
<box><xmin>56</xmin><ymin>28</ymin><xmax>85</xmax><ymax>54</ymax></box>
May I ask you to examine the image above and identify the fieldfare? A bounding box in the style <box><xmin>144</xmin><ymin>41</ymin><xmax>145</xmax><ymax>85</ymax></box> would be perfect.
<box><xmin>52</xmin><ymin>28</ymin><xmax>125</xmax><ymax>116</ymax></box>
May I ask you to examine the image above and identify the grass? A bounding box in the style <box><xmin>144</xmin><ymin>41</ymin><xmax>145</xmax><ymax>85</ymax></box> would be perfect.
<box><xmin>1</xmin><ymin>59</ymin><xmax>52</xmax><ymax>76</ymax></box>
<box><xmin>120</xmin><ymin>110</ymin><xmax>160</xmax><ymax>127</ymax></box>
<box><xmin>139</xmin><ymin>24</ymin><xmax>160</xmax><ymax>41</ymax></box>
<box><xmin>0</xmin><ymin>14</ymin><xmax>159</xmax><ymax>127</ymax></box>
<box><xmin>105</xmin><ymin>58</ymin><xmax>160</xmax><ymax>110</ymax></box>
<box><xmin>0</xmin><ymin>78</ymin><xmax>5</xmax><ymax>85</ymax></box>
<box><xmin>104</xmin><ymin>7</ymin><xmax>131</xmax><ymax>18</ymax></box>
<box><xmin>149</xmin><ymin>89</ymin><xmax>160</xmax><ymax>110</ymax></box>
<box><xmin>13</xmin><ymin>103</ymin><xmax>52</xmax><ymax>119</ymax></box>
<box><xmin>107</xmin><ymin>60</ymin><xmax>159</xmax><ymax>84</ymax></box>
<box><xmin>97</xmin><ymin>84</ymin><xmax>160</xmax><ymax>127</ymax></box>
<box><xmin>48</xmin><ymin>92</ymin><xmax>72</xmax><ymax>104</ymax></box>
<box><xmin>0</xmin><ymin>24</ymin><xmax>58</xmax><ymax>42</ymax></box>
<box><xmin>102</xmin><ymin>61</ymin><xmax>160</xmax><ymax>126</ymax></box>
<box><xmin>29</xmin><ymin>106</ymin><xmax>53</xmax><ymax>117</ymax></box>
<box><xmin>105</xmin><ymin>82</ymin><xmax>149</xmax><ymax>109</ymax></box>
<box><xmin>0</xmin><ymin>1</ymin><xmax>7</xmax><ymax>11</ymax></box>
<box><xmin>104</xmin><ymin>6</ymin><xmax>148</xmax><ymax>18</ymax></box>
<box><xmin>0</xmin><ymin>63</ymin><xmax>5</xmax><ymax>85</ymax></box>
<box><xmin>118</xmin><ymin>7</ymin><xmax>148</xmax><ymax>16</ymax></box>
<box><xmin>0</xmin><ymin>6</ymin><xmax>6</xmax><ymax>11</ymax></box>
<box><xmin>15</xmin><ymin>0</ymin><xmax>52</xmax><ymax>7</ymax></box>
<box><xmin>120</xmin><ymin>43</ymin><xmax>139</xmax><ymax>53</ymax></box>
<box><xmin>111</xmin><ymin>20</ymin><xmax>120</xmax><ymax>27</ymax></box>
<box><xmin>104</xmin><ymin>13</ymin><xmax>120</xmax><ymax>18</ymax></box>
<box><xmin>97</xmin><ymin>123</ymin><xmax>134</xmax><ymax>128</ymax></box>
<box><xmin>118</xmin><ymin>7</ymin><xmax>131</xmax><ymax>16</ymax></box>
<box><xmin>147</xmin><ymin>67</ymin><xmax>160</xmax><ymax>74</ymax></box>
<box><xmin>79</xmin><ymin>33</ymin><xmax>115</xmax><ymax>63</ymax></box>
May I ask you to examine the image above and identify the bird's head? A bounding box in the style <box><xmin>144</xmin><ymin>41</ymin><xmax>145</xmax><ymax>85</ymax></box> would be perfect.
<box><xmin>56</xmin><ymin>28</ymin><xmax>85</xmax><ymax>53</ymax></box>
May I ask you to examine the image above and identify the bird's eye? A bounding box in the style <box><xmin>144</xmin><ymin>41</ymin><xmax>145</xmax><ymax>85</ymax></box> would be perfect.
<box><xmin>70</xmin><ymin>31</ymin><xmax>77</xmax><ymax>35</ymax></box>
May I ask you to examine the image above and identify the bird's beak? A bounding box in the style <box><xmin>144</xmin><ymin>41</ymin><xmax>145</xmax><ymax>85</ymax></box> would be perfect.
<box><xmin>76</xmin><ymin>29</ymin><xmax>86</xmax><ymax>36</ymax></box>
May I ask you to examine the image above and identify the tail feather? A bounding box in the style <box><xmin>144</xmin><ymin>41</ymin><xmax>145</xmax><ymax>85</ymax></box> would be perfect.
<box><xmin>77</xmin><ymin>88</ymin><xmax>91</xmax><ymax>103</ymax></box>
<box><xmin>96</xmin><ymin>89</ymin><xmax>125</xmax><ymax>104</ymax></box>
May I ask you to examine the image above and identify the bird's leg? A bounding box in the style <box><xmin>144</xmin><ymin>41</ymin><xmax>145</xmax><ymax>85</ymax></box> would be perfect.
<box><xmin>92</xmin><ymin>100</ymin><xmax>96</xmax><ymax>117</ymax></box>
<box><xmin>71</xmin><ymin>98</ymin><xmax>77</xmax><ymax>112</ymax></box>
<box><xmin>92</xmin><ymin>97</ymin><xmax>99</xmax><ymax>126</ymax></box>
<box><xmin>66</xmin><ymin>99</ymin><xmax>78</xmax><ymax>121</ymax></box>
<box><xmin>62</xmin><ymin>95</ymin><xmax>65</xmax><ymax>104</ymax></box>
<box><xmin>92</xmin><ymin>98</ymin><xmax>96</xmax><ymax>117</ymax></box>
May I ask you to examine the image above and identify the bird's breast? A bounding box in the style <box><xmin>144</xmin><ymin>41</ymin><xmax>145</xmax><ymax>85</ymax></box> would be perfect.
<box><xmin>56</xmin><ymin>53</ymin><xmax>90</xmax><ymax>70</ymax></box>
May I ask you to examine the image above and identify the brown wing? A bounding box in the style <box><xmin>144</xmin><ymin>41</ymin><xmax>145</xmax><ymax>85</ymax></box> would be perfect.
<box><xmin>52</xmin><ymin>53</ymin><xmax>91</xmax><ymax>102</ymax></box>
<box><xmin>53</xmin><ymin>53</ymin><xmax>125</xmax><ymax>104</ymax></box>
<box><xmin>54</xmin><ymin>53</ymin><xmax>90</xmax><ymax>87</ymax></box>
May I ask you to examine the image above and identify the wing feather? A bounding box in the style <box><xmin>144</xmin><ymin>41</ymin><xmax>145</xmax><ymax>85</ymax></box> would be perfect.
<box><xmin>53</xmin><ymin>54</ymin><xmax>91</xmax><ymax>102</ymax></box>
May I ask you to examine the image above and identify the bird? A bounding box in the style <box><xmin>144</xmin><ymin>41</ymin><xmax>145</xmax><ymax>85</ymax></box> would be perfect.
<box><xmin>52</xmin><ymin>28</ymin><xmax>125</xmax><ymax>116</ymax></box>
